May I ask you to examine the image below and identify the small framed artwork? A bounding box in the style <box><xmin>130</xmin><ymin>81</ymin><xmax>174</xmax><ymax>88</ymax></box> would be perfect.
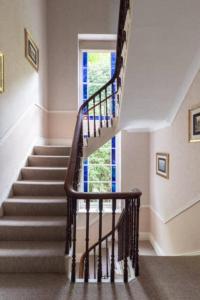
<box><xmin>156</xmin><ymin>153</ymin><xmax>169</xmax><ymax>179</ymax></box>
<box><xmin>189</xmin><ymin>106</ymin><xmax>200</xmax><ymax>143</ymax></box>
<box><xmin>24</xmin><ymin>29</ymin><xmax>39</xmax><ymax>71</ymax></box>
<box><xmin>0</xmin><ymin>52</ymin><xmax>4</xmax><ymax>93</ymax></box>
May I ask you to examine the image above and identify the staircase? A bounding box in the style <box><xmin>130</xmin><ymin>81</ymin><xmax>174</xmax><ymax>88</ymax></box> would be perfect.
<box><xmin>0</xmin><ymin>145</ymin><xmax>70</xmax><ymax>273</ymax></box>
<box><xmin>65</xmin><ymin>0</ymin><xmax>142</xmax><ymax>283</ymax></box>
<box><xmin>0</xmin><ymin>0</ymin><xmax>141</xmax><ymax>283</ymax></box>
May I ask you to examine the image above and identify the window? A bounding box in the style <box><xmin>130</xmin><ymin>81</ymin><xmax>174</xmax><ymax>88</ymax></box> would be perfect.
<box><xmin>79</xmin><ymin>51</ymin><xmax>118</xmax><ymax>212</ymax></box>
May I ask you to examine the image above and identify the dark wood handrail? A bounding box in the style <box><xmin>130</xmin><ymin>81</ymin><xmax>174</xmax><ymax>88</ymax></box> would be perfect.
<box><xmin>79</xmin><ymin>208</ymin><xmax>126</xmax><ymax>278</ymax></box>
<box><xmin>64</xmin><ymin>0</ymin><xmax>142</xmax><ymax>283</ymax></box>
<box><xmin>64</xmin><ymin>0</ymin><xmax>132</xmax><ymax>199</ymax></box>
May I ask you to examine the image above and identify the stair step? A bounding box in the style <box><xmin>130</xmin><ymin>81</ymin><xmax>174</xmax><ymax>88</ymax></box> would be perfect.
<box><xmin>34</xmin><ymin>145</ymin><xmax>71</xmax><ymax>156</ymax></box>
<box><xmin>13</xmin><ymin>181</ymin><xmax>65</xmax><ymax>197</ymax></box>
<box><xmin>28</xmin><ymin>155</ymin><xmax>69</xmax><ymax>167</ymax></box>
<box><xmin>0</xmin><ymin>241</ymin><xmax>67</xmax><ymax>273</ymax></box>
<box><xmin>3</xmin><ymin>197</ymin><xmax>67</xmax><ymax>216</ymax></box>
<box><xmin>21</xmin><ymin>167</ymin><xmax>67</xmax><ymax>181</ymax></box>
<box><xmin>0</xmin><ymin>217</ymin><xmax>66</xmax><ymax>241</ymax></box>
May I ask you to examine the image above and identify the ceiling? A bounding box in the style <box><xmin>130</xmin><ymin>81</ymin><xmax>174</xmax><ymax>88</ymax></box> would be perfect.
<box><xmin>120</xmin><ymin>0</ymin><xmax>200</xmax><ymax>131</ymax></box>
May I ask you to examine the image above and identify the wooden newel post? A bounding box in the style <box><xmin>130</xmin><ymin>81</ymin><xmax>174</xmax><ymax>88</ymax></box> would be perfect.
<box><xmin>134</xmin><ymin>196</ymin><xmax>140</xmax><ymax>277</ymax></box>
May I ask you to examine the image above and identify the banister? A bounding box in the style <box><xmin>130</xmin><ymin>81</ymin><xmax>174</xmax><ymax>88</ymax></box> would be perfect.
<box><xmin>79</xmin><ymin>208</ymin><xmax>126</xmax><ymax>278</ymax></box>
<box><xmin>64</xmin><ymin>0</ymin><xmax>142</xmax><ymax>283</ymax></box>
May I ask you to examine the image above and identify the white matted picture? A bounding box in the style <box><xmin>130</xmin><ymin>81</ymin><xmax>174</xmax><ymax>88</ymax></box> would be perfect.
<box><xmin>24</xmin><ymin>29</ymin><xmax>39</xmax><ymax>71</ymax></box>
<box><xmin>156</xmin><ymin>153</ymin><xmax>169</xmax><ymax>179</ymax></box>
<box><xmin>189</xmin><ymin>106</ymin><xmax>200</xmax><ymax>143</ymax></box>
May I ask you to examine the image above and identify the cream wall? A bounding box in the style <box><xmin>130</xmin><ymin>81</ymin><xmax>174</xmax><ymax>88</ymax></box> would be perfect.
<box><xmin>149</xmin><ymin>70</ymin><xmax>200</xmax><ymax>255</ymax></box>
<box><xmin>47</xmin><ymin>0</ymin><xmax>120</xmax><ymax>111</ymax></box>
<box><xmin>0</xmin><ymin>0</ymin><xmax>48</xmax><ymax>209</ymax></box>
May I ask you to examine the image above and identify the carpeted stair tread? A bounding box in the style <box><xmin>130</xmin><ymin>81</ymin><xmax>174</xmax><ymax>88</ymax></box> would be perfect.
<box><xmin>4</xmin><ymin>197</ymin><xmax>67</xmax><ymax>204</ymax></box>
<box><xmin>13</xmin><ymin>181</ymin><xmax>65</xmax><ymax>197</ymax></box>
<box><xmin>0</xmin><ymin>216</ymin><xmax>67</xmax><ymax>226</ymax></box>
<box><xmin>0</xmin><ymin>217</ymin><xmax>66</xmax><ymax>241</ymax></box>
<box><xmin>28</xmin><ymin>155</ymin><xmax>69</xmax><ymax>167</ymax></box>
<box><xmin>0</xmin><ymin>241</ymin><xmax>67</xmax><ymax>273</ymax></box>
<box><xmin>34</xmin><ymin>145</ymin><xmax>71</xmax><ymax>156</ymax></box>
<box><xmin>0</xmin><ymin>241</ymin><xmax>65</xmax><ymax>256</ymax></box>
<box><xmin>3</xmin><ymin>198</ymin><xmax>67</xmax><ymax>216</ymax></box>
<box><xmin>21</xmin><ymin>167</ymin><xmax>67</xmax><ymax>181</ymax></box>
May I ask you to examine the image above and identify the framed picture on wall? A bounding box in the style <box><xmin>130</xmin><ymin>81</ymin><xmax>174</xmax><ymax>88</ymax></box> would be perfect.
<box><xmin>24</xmin><ymin>29</ymin><xmax>39</xmax><ymax>71</ymax></box>
<box><xmin>189</xmin><ymin>106</ymin><xmax>200</xmax><ymax>143</ymax></box>
<box><xmin>156</xmin><ymin>153</ymin><xmax>169</xmax><ymax>179</ymax></box>
<box><xmin>0</xmin><ymin>52</ymin><xmax>4</xmax><ymax>93</ymax></box>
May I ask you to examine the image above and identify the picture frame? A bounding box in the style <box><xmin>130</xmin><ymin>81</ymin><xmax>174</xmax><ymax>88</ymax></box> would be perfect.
<box><xmin>156</xmin><ymin>153</ymin><xmax>169</xmax><ymax>179</ymax></box>
<box><xmin>0</xmin><ymin>52</ymin><xmax>4</xmax><ymax>93</ymax></box>
<box><xmin>24</xmin><ymin>29</ymin><xmax>39</xmax><ymax>71</ymax></box>
<box><xmin>189</xmin><ymin>106</ymin><xmax>200</xmax><ymax>143</ymax></box>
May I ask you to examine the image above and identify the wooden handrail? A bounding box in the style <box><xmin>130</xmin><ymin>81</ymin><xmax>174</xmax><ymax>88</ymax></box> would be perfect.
<box><xmin>79</xmin><ymin>208</ymin><xmax>126</xmax><ymax>278</ymax></box>
<box><xmin>64</xmin><ymin>0</ymin><xmax>142</xmax><ymax>283</ymax></box>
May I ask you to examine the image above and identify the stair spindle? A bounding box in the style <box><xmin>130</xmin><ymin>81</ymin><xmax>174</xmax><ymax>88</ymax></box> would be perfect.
<box><xmin>99</xmin><ymin>93</ymin><xmax>103</xmax><ymax>128</ymax></box>
<box><xmin>123</xmin><ymin>199</ymin><xmax>130</xmax><ymax>283</ymax></box>
<box><xmin>105</xmin><ymin>88</ymin><xmax>109</xmax><ymax>127</ymax></box>
<box><xmin>134</xmin><ymin>196</ymin><xmax>140</xmax><ymax>277</ymax></box>
<box><xmin>71</xmin><ymin>199</ymin><xmax>77</xmax><ymax>283</ymax></box>
<box><xmin>93</xmin><ymin>97</ymin><xmax>96</xmax><ymax>137</ymax></box>
<box><xmin>84</xmin><ymin>199</ymin><xmax>90</xmax><ymax>282</ymax></box>
<box><xmin>94</xmin><ymin>247</ymin><xmax>96</xmax><ymax>279</ymax></box>
<box><xmin>97</xmin><ymin>199</ymin><xmax>103</xmax><ymax>282</ymax></box>
<box><xmin>111</xmin><ymin>198</ymin><xmax>116</xmax><ymax>282</ymax></box>
<box><xmin>106</xmin><ymin>237</ymin><xmax>109</xmax><ymax>278</ymax></box>
<box><xmin>87</xmin><ymin>103</ymin><xmax>90</xmax><ymax>138</ymax></box>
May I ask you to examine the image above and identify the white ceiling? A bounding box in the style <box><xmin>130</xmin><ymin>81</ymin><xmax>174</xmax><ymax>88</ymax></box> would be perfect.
<box><xmin>120</xmin><ymin>0</ymin><xmax>200</xmax><ymax>131</ymax></box>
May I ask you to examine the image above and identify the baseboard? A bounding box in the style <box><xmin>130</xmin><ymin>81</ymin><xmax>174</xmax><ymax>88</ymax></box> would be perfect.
<box><xmin>175</xmin><ymin>250</ymin><xmax>200</xmax><ymax>256</ymax></box>
<box><xmin>149</xmin><ymin>233</ymin><xmax>165</xmax><ymax>256</ymax></box>
<box><xmin>139</xmin><ymin>232</ymin><xmax>150</xmax><ymax>241</ymax></box>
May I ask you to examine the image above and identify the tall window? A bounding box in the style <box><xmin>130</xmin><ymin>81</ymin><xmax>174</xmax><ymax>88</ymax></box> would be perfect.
<box><xmin>79</xmin><ymin>51</ymin><xmax>117</xmax><ymax>212</ymax></box>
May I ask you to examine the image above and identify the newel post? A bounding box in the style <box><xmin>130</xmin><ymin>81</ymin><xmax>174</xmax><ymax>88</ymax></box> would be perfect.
<box><xmin>134</xmin><ymin>195</ymin><xmax>141</xmax><ymax>277</ymax></box>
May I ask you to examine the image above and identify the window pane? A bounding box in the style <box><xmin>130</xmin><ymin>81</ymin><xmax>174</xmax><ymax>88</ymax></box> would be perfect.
<box><xmin>89</xmin><ymin>182</ymin><xmax>112</xmax><ymax>193</ymax></box>
<box><xmin>89</xmin><ymin>148</ymin><xmax>111</xmax><ymax>164</ymax></box>
<box><xmin>89</xmin><ymin>165</ymin><xmax>111</xmax><ymax>182</ymax></box>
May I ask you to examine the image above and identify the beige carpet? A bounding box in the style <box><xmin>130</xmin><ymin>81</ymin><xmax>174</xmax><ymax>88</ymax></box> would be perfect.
<box><xmin>0</xmin><ymin>256</ymin><xmax>199</xmax><ymax>300</ymax></box>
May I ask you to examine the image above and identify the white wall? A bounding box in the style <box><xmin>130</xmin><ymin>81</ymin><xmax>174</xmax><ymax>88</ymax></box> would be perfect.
<box><xmin>0</xmin><ymin>0</ymin><xmax>48</xmax><ymax>209</ymax></box>
<box><xmin>47</xmin><ymin>0</ymin><xmax>120</xmax><ymax>111</ymax></box>
<box><xmin>149</xmin><ymin>70</ymin><xmax>200</xmax><ymax>255</ymax></box>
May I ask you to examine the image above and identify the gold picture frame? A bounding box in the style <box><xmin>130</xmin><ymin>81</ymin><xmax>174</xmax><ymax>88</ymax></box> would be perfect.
<box><xmin>156</xmin><ymin>153</ymin><xmax>169</xmax><ymax>179</ymax></box>
<box><xmin>0</xmin><ymin>52</ymin><xmax>4</xmax><ymax>93</ymax></box>
<box><xmin>24</xmin><ymin>29</ymin><xmax>39</xmax><ymax>71</ymax></box>
<box><xmin>189</xmin><ymin>105</ymin><xmax>200</xmax><ymax>143</ymax></box>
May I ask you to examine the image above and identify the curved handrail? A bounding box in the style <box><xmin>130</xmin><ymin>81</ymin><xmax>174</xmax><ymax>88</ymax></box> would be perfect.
<box><xmin>79</xmin><ymin>209</ymin><xmax>126</xmax><ymax>278</ymax></box>
<box><xmin>64</xmin><ymin>0</ymin><xmax>142</xmax><ymax>283</ymax></box>
<box><xmin>64</xmin><ymin>0</ymin><xmax>140</xmax><ymax>201</ymax></box>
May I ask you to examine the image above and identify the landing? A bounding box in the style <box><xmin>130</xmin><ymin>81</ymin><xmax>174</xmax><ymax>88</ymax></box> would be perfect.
<box><xmin>0</xmin><ymin>256</ymin><xmax>199</xmax><ymax>300</ymax></box>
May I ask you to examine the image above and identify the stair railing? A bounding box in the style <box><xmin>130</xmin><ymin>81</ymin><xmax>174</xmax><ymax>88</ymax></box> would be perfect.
<box><xmin>64</xmin><ymin>0</ymin><xmax>142</xmax><ymax>283</ymax></box>
<box><xmin>79</xmin><ymin>197</ymin><xmax>140</xmax><ymax>282</ymax></box>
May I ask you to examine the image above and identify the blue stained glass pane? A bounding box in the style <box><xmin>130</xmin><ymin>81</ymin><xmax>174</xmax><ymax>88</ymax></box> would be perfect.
<box><xmin>83</xmin><ymin>84</ymin><xmax>87</xmax><ymax>99</ymax></box>
<box><xmin>112</xmin><ymin>166</ymin><xmax>116</xmax><ymax>182</ymax></box>
<box><xmin>112</xmin><ymin>149</ymin><xmax>116</xmax><ymax>164</ymax></box>
<box><xmin>112</xmin><ymin>137</ymin><xmax>116</xmax><ymax>148</ymax></box>
<box><xmin>84</xmin><ymin>182</ymin><xmax>88</xmax><ymax>192</ymax></box>
<box><xmin>83</xmin><ymin>68</ymin><xmax>87</xmax><ymax>83</ymax></box>
<box><xmin>84</xmin><ymin>159</ymin><xmax>88</xmax><ymax>165</ymax></box>
<box><xmin>112</xmin><ymin>182</ymin><xmax>116</xmax><ymax>192</ymax></box>
<box><xmin>84</xmin><ymin>165</ymin><xmax>88</xmax><ymax>181</ymax></box>
<box><xmin>83</xmin><ymin>52</ymin><xmax>88</xmax><ymax>67</ymax></box>
<box><xmin>111</xmin><ymin>52</ymin><xmax>116</xmax><ymax>76</ymax></box>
